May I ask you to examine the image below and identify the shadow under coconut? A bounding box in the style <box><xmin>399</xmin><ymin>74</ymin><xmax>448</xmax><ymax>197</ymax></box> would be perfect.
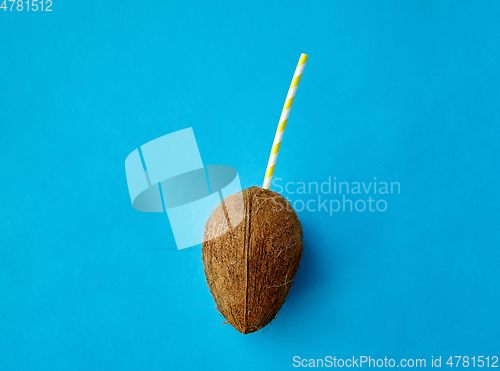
<box><xmin>285</xmin><ymin>218</ymin><xmax>339</xmax><ymax>303</ymax></box>
<box><xmin>250</xmin><ymin>216</ymin><xmax>342</xmax><ymax>336</ymax></box>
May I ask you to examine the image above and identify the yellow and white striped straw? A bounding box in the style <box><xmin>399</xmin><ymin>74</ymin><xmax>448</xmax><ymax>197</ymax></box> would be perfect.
<box><xmin>263</xmin><ymin>53</ymin><xmax>309</xmax><ymax>190</ymax></box>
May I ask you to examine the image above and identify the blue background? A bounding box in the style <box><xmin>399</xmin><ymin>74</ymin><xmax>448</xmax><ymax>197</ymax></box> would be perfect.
<box><xmin>1</xmin><ymin>1</ymin><xmax>499</xmax><ymax>370</ymax></box>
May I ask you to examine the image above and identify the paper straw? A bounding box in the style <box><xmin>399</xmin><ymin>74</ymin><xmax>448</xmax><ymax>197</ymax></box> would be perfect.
<box><xmin>263</xmin><ymin>53</ymin><xmax>308</xmax><ymax>190</ymax></box>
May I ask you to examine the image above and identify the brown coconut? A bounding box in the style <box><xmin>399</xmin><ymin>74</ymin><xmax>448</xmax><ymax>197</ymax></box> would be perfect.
<box><xmin>202</xmin><ymin>186</ymin><xmax>303</xmax><ymax>334</ymax></box>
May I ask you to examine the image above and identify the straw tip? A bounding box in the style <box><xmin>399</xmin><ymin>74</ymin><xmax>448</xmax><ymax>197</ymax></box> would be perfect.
<box><xmin>301</xmin><ymin>53</ymin><xmax>308</xmax><ymax>57</ymax></box>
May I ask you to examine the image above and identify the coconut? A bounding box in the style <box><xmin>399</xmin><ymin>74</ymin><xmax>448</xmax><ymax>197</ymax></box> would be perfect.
<box><xmin>202</xmin><ymin>186</ymin><xmax>303</xmax><ymax>334</ymax></box>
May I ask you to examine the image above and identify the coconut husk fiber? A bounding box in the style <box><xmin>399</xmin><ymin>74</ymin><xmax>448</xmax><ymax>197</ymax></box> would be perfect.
<box><xmin>202</xmin><ymin>186</ymin><xmax>303</xmax><ymax>334</ymax></box>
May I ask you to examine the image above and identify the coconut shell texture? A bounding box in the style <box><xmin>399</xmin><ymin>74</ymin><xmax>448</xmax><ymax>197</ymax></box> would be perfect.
<box><xmin>202</xmin><ymin>186</ymin><xmax>303</xmax><ymax>334</ymax></box>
